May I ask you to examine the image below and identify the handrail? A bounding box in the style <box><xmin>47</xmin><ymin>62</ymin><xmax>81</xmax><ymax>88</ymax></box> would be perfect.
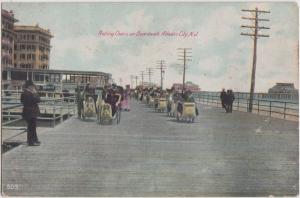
<box><xmin>2</xmin><ymin>93</ymin><xmax>77</xmax><ymax>127</ymax></box>
<box><xmin>196</xmin><ymin>92</ymin><xmax>298</xmax><ymax>120</ymax></box>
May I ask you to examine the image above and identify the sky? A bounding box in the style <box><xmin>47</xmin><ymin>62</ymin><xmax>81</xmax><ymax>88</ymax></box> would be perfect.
<box><xmin>2</xmin><ymin>2</ymin><xmax>299</xmax><ymax>92</ymax></box>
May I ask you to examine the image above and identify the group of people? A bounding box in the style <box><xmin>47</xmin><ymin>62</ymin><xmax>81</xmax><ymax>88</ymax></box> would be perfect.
<box><xmin>134</xmin><ymin>87</ymin><xmax>199</xmax><ymax>116</ymax></box>
<box><xmin>76</xmin><ymin>83</ymin><xmax>130</xmax><ymax>119</ymax></box>
<box><xmin>19</xmin><ymin>79</ymin><xmax>236</xmax><ymax>146</ymax></box>
<box><xmin>220</xmin><ymin>88</ymin><xmax>235</xmax><ymax>113</ymax></box>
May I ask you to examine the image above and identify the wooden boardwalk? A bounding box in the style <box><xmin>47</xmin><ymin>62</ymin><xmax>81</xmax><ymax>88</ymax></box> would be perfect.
<box><xmin>2</xmin><ymin>100</ymin><xmax>299</xmax><ymax>196</ymax></box>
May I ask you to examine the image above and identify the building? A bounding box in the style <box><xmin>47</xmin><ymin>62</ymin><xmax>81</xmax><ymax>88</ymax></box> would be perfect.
<box><xmin>1</xmin><ymin>9</ymin><xmax>18</xmax><ymax>68</ymax></box>
<box><xmin>171</xmin><ymin>81</ymin><xmax>200</xmax><ymax>93</ymax></box>
<box><xmin>259</xmin><ymin>83</ymin><xmax>299</xmax><ymax>101</ymax></box>
<box><xmin>1</xmin><ymin>9</ymin><xmax>112</xmax><ymax>91</ymax></box>
<box><xmin>14</xmin><ymin>24</ymin><xmax>53</xmax><ymax>70</ymax></box>
<box><xmin>2</xmin><ymin>67</ymin><xmax>112</xmax><ymax>91</ymax></box>
<box><xmin>268</xmin><ymin>83</ymin><xmax>298</xmax><ymax>94</ymax></box>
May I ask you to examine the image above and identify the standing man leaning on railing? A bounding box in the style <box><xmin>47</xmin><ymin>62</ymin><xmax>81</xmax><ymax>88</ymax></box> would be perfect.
<box><xmin>20</xmin><ymin>80</ymin><xmax>41</xmax><ymax>146</ymax></box>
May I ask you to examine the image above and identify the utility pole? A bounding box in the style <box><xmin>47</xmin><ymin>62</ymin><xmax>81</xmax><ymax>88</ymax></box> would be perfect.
<box><xmin>177</xmin><ymin>48</ymin><xmax>192</xmax><ymax>94</ymax></box>
<box><xmin>134</xmin><ymin>76</ymin><xmax>139</xmax><ymax>87</ymax></box>
<box><xmin>241</xmin><ymin>7</ymin><xmax>270</xmax><ymax>112</ymax></box>
<box><xmin>140</xmin><ymin>71</ymin><xmax>145</xmax><ymax>87</ymax></box>
<box><xmin>156</xmin><ymin>60</ymin><xmax>166</xmax><ymax>90</ymax></box>
<box><xmin>119</xmin><ymin>78</ymin><xmax>122</xmax><ymax>87</ymax></box>
<box><xmin>130</xmin><ymin>75</ymin><xmax>134</xmax><ymax>88</ymax></box>
<box><xmin>146</xmin><ymin>67</ymin><xmax>154</xmax><ymax>87</ymax></box>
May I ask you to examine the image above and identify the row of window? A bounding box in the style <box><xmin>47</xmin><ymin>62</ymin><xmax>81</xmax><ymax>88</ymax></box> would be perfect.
<box><xmin>2</xmin><ymin>21</ymin><xmax>14</xmax><ymax>30</ymax></box>
<box><xmin>1</xmin><ymin>46</ymin><xmax>13</xmax><ymax>52</ymax></box>
<box><xmin>39</xmin><ymin>65</ymin><xmax>48</xmax><ymax>69</ymax></box>
<box><xmin>2</xmin><ymin>58</ymin><xmax>13</xmax><ymax>65</ymax></box>
<box><xmin>15</xmin><ymin>53</ymin><xmax>49</xmax><ymax>61</ymax></box>
<box><xmin>17</xmin><ymin>34</ymin><xmax>50</xmax><ymax>44</ymax></box>
<box><xmin>14</xmin><ymin>44</ymin><xmax>50</xmax><ymax>52</ymax></box>
<box><xmin>19</xmin><ymin>63</ymin><xmax>33</xmax><ymax>69</ymax></box>
<box><xmin>2</xmin><ymin>33</ymin><xmax>13</xmax><ymax>42</ymax></box>
<box><xmin>16</xmin><ymin>64</ymin><xmax>48</xmax><ymax>69</ymax></box>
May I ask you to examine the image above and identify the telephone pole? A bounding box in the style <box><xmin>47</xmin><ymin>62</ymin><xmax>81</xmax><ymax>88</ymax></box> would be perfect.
<box><xmin>135</xmin><ymin>76</ymin><xmax>139</xmax><ymax>87</ymax></box>
<box><xmin>130</xmin><ymin>75</ymin><xmax>134</xmax><ymax>88</ymax></box>
<box><xmin>119</xmin><ymin>78</ymin><xmax>122</xmax><ymax>87</ymax></box>
<box><xmin>146</xmin><ymin>67</ymin><xmax>154</xmax><ymax>86</ymax></box>
<box><xmin>241</xmin><ymin>7</ymin><xmax>270</xmax><ymax>112</ymax></box>
<box><xmin>177</xmin><ymin>48</ymin><xmax>192</xmax><ymax>94</ymax></box>
<box><xmin>156</xmin><ymin>60</ymin><xmax>166</xmax><ymax>90</ymax></box>
<box><xmin>140</xmin><ymin>71</ymin><xmax>145</xmax><ymax>87</ymax></box>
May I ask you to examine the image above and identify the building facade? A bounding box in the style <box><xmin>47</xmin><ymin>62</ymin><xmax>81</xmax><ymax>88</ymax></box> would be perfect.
<box><xmin>268</xmin><ymin>83</ymin><xmax>298</xmax><ymax>94</ymax></box>
<box><xmin>1</xmin><ymin>9</ymin><xmax>18</xmax><ymax>68</ymax></box>
<box><xmin>14</xmin><ymin>25</ymin><xmax>53</xmax><ymax>70</ymax></box>
<box><xmin>172</xmin><ymin>81</ymin><xmax>201</xmax><ymax>93</ymax></box>
<box><xmin>2</xmin><ymin>67</ymin><xmax>112</xmax><ymax>90</ymax></box>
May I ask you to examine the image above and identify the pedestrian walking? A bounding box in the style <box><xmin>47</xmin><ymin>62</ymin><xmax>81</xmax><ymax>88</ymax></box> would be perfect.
<box><xmin>20</xmin><ymin>80</ymin><xmax>41</xmax><ymax>146</ymax></box>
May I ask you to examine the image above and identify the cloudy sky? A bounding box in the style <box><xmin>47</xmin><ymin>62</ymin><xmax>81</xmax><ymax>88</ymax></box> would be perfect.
<box><xmin>3</xmin><ymin>2</ymin><xmax>298</xmax><ymax>92</ymax></box>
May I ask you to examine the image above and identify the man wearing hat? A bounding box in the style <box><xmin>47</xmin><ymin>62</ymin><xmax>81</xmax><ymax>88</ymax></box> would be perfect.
<box><xmin>20</xmin><ymin>80</ymin><xmax>41</xmax><ymax>146</ymax></box>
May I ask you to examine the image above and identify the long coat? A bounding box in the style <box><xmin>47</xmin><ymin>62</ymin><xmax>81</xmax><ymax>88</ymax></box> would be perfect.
<box><xmin>20</xmin><ymin>89</ymin><xmax>41</xmax><ymax>120</ymax></box>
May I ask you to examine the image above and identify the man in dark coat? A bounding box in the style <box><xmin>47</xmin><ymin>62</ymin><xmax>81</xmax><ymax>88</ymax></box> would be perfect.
<box><xmin>220</xmin><ymin>88</ymin><xmax>226</xmax><ymax>109</ymax></box>
<box><xmin>20</xmin><ymin>80</ymin><xmax>41</xmax><ymax>146</ymax></box>
<box><xmin>227</xmin><ymin>89</ymin><xmax>235</xmax><ymax>113</ymax></box>
<box><xmin>76</xmin><ymin>85</ymin><xmax>84</xmax><ymax>118</ymax></box>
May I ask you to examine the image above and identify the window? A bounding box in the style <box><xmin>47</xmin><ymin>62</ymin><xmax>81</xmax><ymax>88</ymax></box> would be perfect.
<box><xmin>21</xmin><ymin>45</ymin><xmax>26</xmax><ymax>50</ymax></box>
<box><xmin>14</xmin><ymin>54</ymin><xmax>16</xmax><ymax>59</ymax></box>
<box><xmin>32</xmin><ymin>45</ymin><xmax>36</xmax><ymax>51</ymax></box>
<box><xmin>39</xmin><ymin>46</ymin><xmax>44</xmax><ymax>52</ymax></box>
<box><xmin>32</xmin><ymin>35</ymin><xmax>35</xmax><ymax>40</ymax></box>
<box><xmin>32</xmin><ymin>54</ymin><xmax>36</xmax><ymax>60</ymax></box>
<box><xmin>14</xmin><ymin>44</ymin><xmax>17</xmax><ymax>50</ymax></box>
<box><xmin>20</xmin><ymin>54</ymin><xmax>25</xmax><ymax>60</ymax></box>
<box><xmin>27</xmin><ymin>45</ymin><xmax>31</xmax><ymax>50</ymax></box>
<box><xmin>27</xmin><ymin>54</ymin><xmax>31</xmax><ymax>60</ymax></box>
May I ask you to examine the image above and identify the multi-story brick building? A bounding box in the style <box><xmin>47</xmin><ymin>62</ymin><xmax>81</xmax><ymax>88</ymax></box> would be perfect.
<box><xmin>1</xmin><ymin>9</ymin><xmax>18</xmax><ymax>68</ymax></box>
<box><xmin>1</xmin><ymin>9</ymin><xmax>112</xmax><ymax>91</ymax></box>
<box><xmin>14</xmin><ymin>24</ymin><xmax>53</xmax><ymax>69</ymax></box>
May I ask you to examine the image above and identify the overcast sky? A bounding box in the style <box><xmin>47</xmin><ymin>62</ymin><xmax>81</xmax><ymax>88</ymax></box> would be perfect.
<box><xmin>3</xmin><ymin>2</ymin><xmax>298</xmax><ymax>92</ymax></box>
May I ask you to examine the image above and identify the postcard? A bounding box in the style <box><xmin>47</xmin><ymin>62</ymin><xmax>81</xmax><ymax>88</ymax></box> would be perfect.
<box><xmin>1</xmin><ymin>1</ymin><xmax>299</xmax><ymax>197</ymax></box>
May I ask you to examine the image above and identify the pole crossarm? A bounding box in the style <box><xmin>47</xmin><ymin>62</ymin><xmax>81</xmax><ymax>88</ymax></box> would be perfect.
<box><xmin>241</xmin><ymin>33</ymin><xmax>269</xmax><ymax>37</ymax></box>
<box><xmin>241</xmin><ymin>25</ymin><xmax>270</xmax><ymax>29</ymax></box>
<box><xmin>177</xmin><ymin>48</ymin><xmax>192</xmax><ymax>50</ymax></box>
<box><xmin>242</xmin><ymin>9</ymin><xmax>270</xmax><ymax>13</ymax></box>
<box><xmin>241</xmin><ymin>17</ymin><xmax>270</xmax><ymax>21</ymax></box>
<box><xmin>177</xmin><ymin>58</ymin><xmax>192</xmax><ymax>61</ymax></box>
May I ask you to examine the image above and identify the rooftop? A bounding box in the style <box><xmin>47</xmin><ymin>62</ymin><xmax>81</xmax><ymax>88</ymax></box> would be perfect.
<box><xmin>1</xmin><ymin>9</ymin><xmax>18</xmax><ymax>22</ymax></box>
<box><xmin>2</xmin><ymin>67</ymin><xmax>111</xmax><ymax>77</ymax></box>
<box><xmin>14</xmin><ymin>25</ymin><xmax>53</xmax><ymax>37</ymax></box>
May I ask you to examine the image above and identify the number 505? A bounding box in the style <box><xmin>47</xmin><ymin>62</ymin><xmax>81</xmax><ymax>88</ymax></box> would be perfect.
<box><xmin>7</xmin><ymin>184</ymin><xmax>18</xmax><ymax>190</ymax></box>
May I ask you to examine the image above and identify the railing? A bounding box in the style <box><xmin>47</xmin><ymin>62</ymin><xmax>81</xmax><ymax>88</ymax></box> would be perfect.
<box><xmin>2</xmin><ymin>92</ymin><xmax>77</xmax><ymax>127</ymax></box>
<box><xmin>195</xmin><ymin>92</ymin><xmax>299</xmax><ymax>121</ymax></box>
